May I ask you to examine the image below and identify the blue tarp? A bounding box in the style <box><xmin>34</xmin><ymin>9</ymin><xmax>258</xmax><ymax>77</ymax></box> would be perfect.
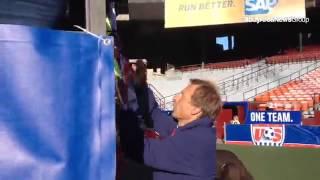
<box><xmin>0</xmin><ymin>25</ymin><xmax>115</xmax><ymax>180</ymax></box>
<box><xmin>0</xmin><ymin>0</ymin><xmax>66</xmax><ymax>27</ymax></box>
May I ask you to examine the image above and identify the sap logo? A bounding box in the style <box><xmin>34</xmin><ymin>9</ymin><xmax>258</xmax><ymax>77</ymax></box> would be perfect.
<box><xmin>251</xmin><ymin>124</ymin><xmax>285</xmax><ymax>147</ymax></box>
<box><xmin>245</xmin><ymin>0</ymin><xmax>278</xmax><ymax>15</ymax></box>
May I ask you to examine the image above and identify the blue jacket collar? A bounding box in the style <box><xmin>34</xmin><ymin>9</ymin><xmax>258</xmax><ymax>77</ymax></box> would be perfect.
<box><xmin>178</xmin><ymin>116</ymin><xmax>213</xmax><ymax>130</ymax></box>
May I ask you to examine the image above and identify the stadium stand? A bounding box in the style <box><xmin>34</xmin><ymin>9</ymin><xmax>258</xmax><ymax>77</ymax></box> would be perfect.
<box><xmin>253</xmin><ymin>68</ymin><xmax>320</xmax><ymax>117</ymax></box>
<box><xmin>149</xmin><ymin>57</ymin><xmax>319</xmax><ymax>107</ymax></box>
<box><xmin>266</xmin><ymin>49</ymin><xmax>320</xmax><ymax>64</ymax></box>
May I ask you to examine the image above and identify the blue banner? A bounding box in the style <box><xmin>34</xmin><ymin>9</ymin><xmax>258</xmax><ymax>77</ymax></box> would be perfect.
<box><xmin>245</xmin><ymin>111</ymin><xmax>302</xmax><ymax>124</ymax></box>
<box><xmin>0</xmin><ymin>25</ymin><xmax>115</xmax><ymax>180</ymax></box>
<box><xmin>225</xmin><ymin>124</ymin><xmax>320</xmax><ymax>148</ymax></box>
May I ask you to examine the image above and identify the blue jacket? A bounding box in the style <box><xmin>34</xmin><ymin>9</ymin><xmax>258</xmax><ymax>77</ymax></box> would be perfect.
<box><xmin>130</xmin><ymin>87</ymin><xmax>216</xmax><ymax>180</ymax></box>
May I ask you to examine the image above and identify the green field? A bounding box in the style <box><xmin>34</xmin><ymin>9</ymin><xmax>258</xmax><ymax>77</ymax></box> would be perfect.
<box><xmin>218</xmin><ymin>144</ymin><xmax>320</xmax><ymax>180</ymax></box>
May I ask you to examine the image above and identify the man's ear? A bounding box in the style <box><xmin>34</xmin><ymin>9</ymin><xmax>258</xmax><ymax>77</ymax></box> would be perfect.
<box><xmin>191</xmin><ymin>106</ymin><xmax>202</xmax><ymax>116</ymax></box>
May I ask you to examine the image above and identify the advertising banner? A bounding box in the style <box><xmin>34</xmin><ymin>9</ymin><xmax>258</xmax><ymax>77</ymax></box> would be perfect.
<box><xmin>225</xmin><ymin>124</ymin><xmax>320</xmax><ymax>148</ymax></box>
<box><xmin>245</xmin><ymin>111</ymin><xmax>302</xmax><ymax>124</ymax></box>
<box><xmin>165</xmin><ymin>0</ymin><xmax>306</xmax><ymax>28</ymax></box>
<box><xmin>165</xmin><ymin>0</ymin><xmax>244</xmax><ymax>28</ymax></box>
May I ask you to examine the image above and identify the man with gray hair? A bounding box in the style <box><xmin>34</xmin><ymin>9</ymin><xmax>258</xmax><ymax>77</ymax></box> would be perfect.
<box><xmin>128</xmin><ymin>78</ymin><xmax>222</xmax><ymax>180</ymax></box>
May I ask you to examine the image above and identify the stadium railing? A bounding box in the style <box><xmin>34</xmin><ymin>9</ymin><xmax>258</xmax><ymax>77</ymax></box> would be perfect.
<box><xmin>176</xmin><ymin>59</ymin><xmax>258</xmax><ymax>72</ymax></box>
<box><xmin>219</xmin><ymin>61</ymin><xmax>291</xmax><ymax>95</ymax></box>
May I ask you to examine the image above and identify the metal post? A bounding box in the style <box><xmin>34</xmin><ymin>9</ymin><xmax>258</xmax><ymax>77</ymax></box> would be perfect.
<box><xmin>299</xmin><ymin>32</ymin><xmax>303</xmax><ymax>52</ymax></box>
<box><xmin>86</xmin><ymin>0</ymin><xmax>107</xmax><ymax>35</ymax></box>
<box><xmin>228</xmin><ymin>35</ymin><xmax>232</xmax><ymax>50</ymax></box>
<box><xmin>223</xmin><ymin>82</ymin><xmax>226</xmax><ymax>94</ymax></box>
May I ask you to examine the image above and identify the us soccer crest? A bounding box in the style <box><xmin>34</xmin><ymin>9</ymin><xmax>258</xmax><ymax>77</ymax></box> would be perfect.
<box><xmin>251</xmin><ymin>124</ymin><xmax>285</xmax><ymax>147</ymax></box>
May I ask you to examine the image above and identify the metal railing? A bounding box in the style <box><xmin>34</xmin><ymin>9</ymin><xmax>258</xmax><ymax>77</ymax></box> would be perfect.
<box><xmin>148</xmin><ymin>84</ymin><xmax>166</xmax><ymax>109</ymax></box>
<box><xmin>161</xmin><ymin>93</ymin><xmax>179</xmax><ymax>111</ymax></box>
<box><xmin>218</xmin><ymin>62</ymin><xmax>288</xmax><ymax>94</ymax></box>
<box><xmin>243</xmin><ymin>61</ymin><xmax>320</xmax><ymax>101</ymax></box>
<box><xmin>176</xmin><ymin>59</ymin><xmax>258</xmax><ymax>73</ymax></box>
<box><xmin>218</xmin><ymin>60</ymin><xmax>265</xmax><ymax>83</ymax></box>
<box><xmin>220</xmin><ymin>58</ymin><xmax>316</xmax><ymax>96</ymax></box>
